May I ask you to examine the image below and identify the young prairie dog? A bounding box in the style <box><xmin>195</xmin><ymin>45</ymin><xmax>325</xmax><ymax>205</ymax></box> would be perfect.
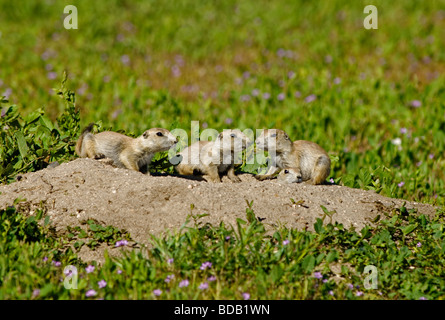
<box><xmin>255</xmin><ymin>129</ymin><xmax>330</xmax><ymax>185</ymax></box>
<box><xmin>174</xmin><ymin>129</ymin><xmax>251</xmax><ymax>183</ymax></box>
<box><xmin>75</xmin><ymin>123</ymin><xmax>178</xmax><ymax>174</ymax></box>
<box><xmin>277</xmin><ymin>168</ymin><xmax>303</xmax><ymax>184</ymax></box>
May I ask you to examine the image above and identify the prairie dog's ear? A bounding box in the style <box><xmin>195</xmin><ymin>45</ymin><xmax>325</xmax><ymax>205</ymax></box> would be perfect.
<box><xmin>284</xmin><ymin>133</ymin><xmax>290</xmax><ymax>140</ymax></box>
<box><xmin>217</xmin><ymin>132</ymin><xmax>223</xmax><ymax>139</ymax></box>
<box><xmin>143</xmin><ymin>131</ymin><xmax>149</xmax><ymax>139</ymax></box>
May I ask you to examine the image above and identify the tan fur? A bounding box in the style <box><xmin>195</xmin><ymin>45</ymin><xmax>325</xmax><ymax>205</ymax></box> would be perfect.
<box><xmin>76</xmin><ymin>124</ymin><xmax>177</xmax><ymax>174</ymax></box>
<box><xmin>175</xmin><ymin>129</ymin><xmax>251</xmax><ymax>183</ymax></box>
<box><xmin>255</xmin><ymin>129</ymin><xmax>330</xmax><ymax>185</ymax></box>
<box><xmin>277</xmin><ymin>168</ymin><xmax>303</xmax><ymax>184</ymax></box>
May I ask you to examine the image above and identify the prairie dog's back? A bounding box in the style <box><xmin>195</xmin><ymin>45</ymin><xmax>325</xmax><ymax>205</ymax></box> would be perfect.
<box><xmin>94</xmin><ymin>131</ymin><xmax>134</xmax><ymax>165</ymax></box>
<box><xmin>292</xmin><ymin>140</ymin><xmax>327</xmax><ymax>155</ymax></box>
<box><xmin>292</xmin><ymin>140</ymin><xmax>330</xmax><ymax>183</ymax></box>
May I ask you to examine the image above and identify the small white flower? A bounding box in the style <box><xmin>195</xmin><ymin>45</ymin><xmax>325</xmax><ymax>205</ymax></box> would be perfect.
<box><xmin>391</xmin><ymin>138</ymin><xmax>402</xmax><ymax>146</ymax></box>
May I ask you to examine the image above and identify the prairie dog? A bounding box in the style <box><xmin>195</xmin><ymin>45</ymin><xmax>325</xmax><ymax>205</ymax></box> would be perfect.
<box><xmin>277</xmin><ymin>168</ymin><xmax>303</xmax><ymax>184</ymax></box>
<box><xmin>75</xmin><ymin>123</ymin><xmax>178</xmax><ymax>174</ymax></box>
<box><xmin>255</xmin><ymin>129</ymin><xmax>330</xmax><ymax>185</ymax></box>
<box><xmin>175</xmin><ymin>129</ymin><xmax>251</xmax><ymax>183</ymax></box>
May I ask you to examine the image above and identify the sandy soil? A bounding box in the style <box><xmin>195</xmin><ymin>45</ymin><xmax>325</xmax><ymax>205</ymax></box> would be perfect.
<box><xmin>0</xmin><ymin>158</ymin><xmax>437</xmax><ymax>263</ymax></box>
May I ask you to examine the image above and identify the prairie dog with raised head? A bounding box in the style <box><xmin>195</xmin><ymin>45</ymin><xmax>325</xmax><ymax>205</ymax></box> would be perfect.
<box><xmin>255</xmin><ymin>129</ymin><xmax>330</xmax><ymax>185</ymax></box>
<box><xmin>76</xmin><ymin>123</ymin><xmax>178</xmax><ymax>174</ymax></box>
<box><xmin>175</xmin><ymin>129</ymin><xmax>251</xmax><ymax>183</ymax></box>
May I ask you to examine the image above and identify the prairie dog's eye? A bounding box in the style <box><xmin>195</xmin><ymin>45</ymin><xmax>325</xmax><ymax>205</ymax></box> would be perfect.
<box><xmin>230</xmin><ymin>133</ymin><xmax>236</xmax><ymax>138</ymax></box>
<box><xmin>270</xmin><ymin>133</ymin><xmax>277</xmax><ymax>138</ymax></box>
<box><xmin>156</xmin><ymin>132</ymin><xmax>163</xmax><ymax>137</ymax></box>
<box><xmin>284</xmin><ymin>169</ymin><xmax>289</xmax><ymax>174</ymax></box>
<box><xmin>297</xmin><ymin>175</ymin><xmax>302</xmax><ymax>179</ymax></box>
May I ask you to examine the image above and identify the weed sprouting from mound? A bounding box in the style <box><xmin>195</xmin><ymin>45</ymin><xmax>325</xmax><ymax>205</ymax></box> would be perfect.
<box><xmin>0</xmin><ymin>72</ymin><xmax>80</xmax><ymax>183</ymax></box>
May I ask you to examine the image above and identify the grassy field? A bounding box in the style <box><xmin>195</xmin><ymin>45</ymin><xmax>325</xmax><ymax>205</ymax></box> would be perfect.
<box><xmin>1</xmin><ymin>0</ymin><xmax>445</xmax><ymax>300</ymax></box>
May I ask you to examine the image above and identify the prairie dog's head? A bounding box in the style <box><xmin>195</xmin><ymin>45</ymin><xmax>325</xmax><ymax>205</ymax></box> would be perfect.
<box><xmin>277</xmin><ymin>168</ymin><xmax>303</xmax><ymax>183</ymax></box>
<box><xmin>255</xmin><ymin>129</ymin><xmax>292</xmax><ymax>153</ymax></box>
<box><xmin>215</xmin><ymin>129</ymin><xmax>252</xmax><ymax>153</ymax></box>
<box><xmin>141</xmin><ymin>128</ymin><xmax>178</xmax><ymax>151</ymax></box>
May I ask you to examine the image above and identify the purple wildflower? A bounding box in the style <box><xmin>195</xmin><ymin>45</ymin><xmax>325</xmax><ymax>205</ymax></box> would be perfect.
<box><xmin>85</xmin><ymin>265</ymin><xmax>95</xmax><ymax>273</ymax></box>
<box><xmin>313</xmin><ymin>272</ymin><xmax>323</xmax><ymax>279</ymax></box>
<box><xmin>330</xmin><ymin>178</ymin><xmax>335</xmax><ymax>184</ymax></box>
<box><xmin>347</xmin><ymin>283</ymin><xmax>354</xmax><ymax>290</ymax></box>
<box><xmin>398</xmin><ymin>181</ymin><xmax>405</xmax><ymax>188</ymax></box>
<box><xmin>52</xmin><ymin>261</ymin><xmax>61</xmax><ymax>267</ymax></box>
<box><xmin>251</xmin><ymin>89</ymin><xmax>260</xmax><ymax>97</ymax></box>
<box><xmin>207</xmin><ymin>276</ymin><xmax>217</xmax><ymax>282</ymax></box>
<box><xmin>277</xmin><ymin>93</ymin><xmax>285</xmax><ymax>101</ymax></box>
<box><xmin>400</xmin><ymin>127</ymin><xmax>408</xmax><ymax>134</ymax></box>
<box><xmin>304</xmin><ymin>94</ymin><xmax>317</xmax><ymax>103</ymax></box>
<box><xmin>276</xmin><ymin>48</ymin><xmax>286</xmax><ymax>58</ymax></box>
<box><xmin>165</xmin><ymin>274</ymin><xmax>175</xmax><ymax>283</ymax></box>
<box><xmin>85</xmin><ymin>289</ymin><xmax>97</xmax><ymax>297</ymax></box>
<box><xmin>32</xmin><ymin>289</ymin><xmax>40</xmax><ymax>298</ymax></box>
<box><xmin>116</xmin><ymin>269</ymin><xmax>123</xmax><ymax>274</ymax></box>
<box><xmin>153</xmin><ymin>289</ymin><xmax>162</xmax><ymax>296</ymax></box>
<box><xmin>64</xmin><ymin>268</ymin><xmax>73</xmax><ymax>276</ymax></box>
<box><xmin>429</xmin><ymin>153</ymin><xmax>434</xmax><ymax>159</ymax></box>
<box><xmin>167</xmin><ymin>258</ymin><xmax>174</xmax><ymax>264</ymax></box>
<box><xmin>43</xmin><ymin>257</ymin><xmax>48</xmax><ymax>262</ymax></box>
<box><xmin>355</xmin><ymin>291</ymin><xmax>364</xmax><ymax>297</ymax></box>
<box><xmin>419</xmin><ymin>296</ymin><xmax>427</xmax><ymax>300</ymax></box>
<box><xmin>329</xmin><ymin>290</ymin><xmax>334</xmax><ymax>296</ymax></box>
<box><xmin>3</xmin><ymin>88</ymin><xmax>12</xmax><ymax>99</ymax></box>
<box><xmin>200</xmin><ymin>262</ymin><xmax>212</xmax><ymax>270</ymax></box>
<box><xmin>115</xmin><ymin>239</ymin><xmax>128</xmax><ymax>247</ymax></box>
<box><xmin>198</xmin><ymin>282</ymin><xmax>209</xmax><ymax>290</ymax></box>
<box><xmin>225</xmin><ymin>118</ymin><xmax>233</xmax><ymax>125</ymax></box>
<box><xmin>98</xmin><ymin>280</ymin><xmax>107</xmax><ymax>289</ymax></box>
<box><xmin>282</xmin><ymin>239</ymin><xmax>290</xmax><ymax>246</ymax></box>
<box><xmin>288</xmin><ymin>71</ymin><xmax>296</xmax><ymax>79</ymax></box>
<box><xmin>240</xmin><ymin>94</ymin><xmax>251</xmax><ymax>102</ymax></box>
<box><xmin>416</xmin><ymin>242</ymin><xmax>422</xmax><ymax>248</ymax></box>
<box><xmin>171</xmin><ymin>65</ymin><xmax>181</xmax><ymax>77</ymax></box>
<box><xmin>262</xmin><ymin>92</ymin><xmax>271</xmax><ymax>100</ymax></box>
<box><xmin>333</xmin><ymin>77</ymin><xmax>341</xmax><ymax>84</ymax></box>
<box><xmin>294</xmin><ymin>91</ymin><xmax>301</xmax><ymax>98</ymax></box>
<box><xmin>242</xmin><ymin>292</ymin><xmax>250</xmax><ymax>300</ymax></box>
<box><xmin>179</xmin><ymin>279</ymin><xmax>189</xmax><ymax>288</ymax></box>
<box><xmin>120</xmin><ymin>54</ymin><xmax>130</xmax><ymax>65</ymax></box>
<box><xmin>409</xmin><ymin>100</ymin><xmax>422</xmax><ymax>108</ymax></box>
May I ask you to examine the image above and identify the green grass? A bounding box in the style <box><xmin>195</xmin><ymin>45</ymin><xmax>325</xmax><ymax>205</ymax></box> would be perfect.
<box><xmin>1</xmin><ymin>0</ymin><xmax>445</xmax><ymax>299</ymax></box>
<box><xmin>1</xmin><ymin>201</ymin><xmax>445</xmax><ymax>300</ymax></box>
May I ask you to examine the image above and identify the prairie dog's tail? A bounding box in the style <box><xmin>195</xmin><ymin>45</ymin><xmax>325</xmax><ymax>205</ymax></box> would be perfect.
<box><xmin>311</xmin><ymin>155</ymin><xmax>331</xmax><ymax>185</ymax></box>
<box><xmin>75</xmin><ymin>123</ymin><xmax>96</xmax><ymax>156</ymax></box>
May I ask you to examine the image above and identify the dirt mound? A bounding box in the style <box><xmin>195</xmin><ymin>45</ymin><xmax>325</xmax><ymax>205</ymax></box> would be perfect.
<box><xmin>0</xmin><ymin>158</ymin><xmax>437</xmax><ymax>263</ymax></box>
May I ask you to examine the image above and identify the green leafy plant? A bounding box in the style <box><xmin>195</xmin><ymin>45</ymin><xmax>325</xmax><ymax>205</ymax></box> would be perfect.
<box><xmin>0</xmin><ymin>73</ymin><xmax>80</xmax><ymax>183</ymax></box>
